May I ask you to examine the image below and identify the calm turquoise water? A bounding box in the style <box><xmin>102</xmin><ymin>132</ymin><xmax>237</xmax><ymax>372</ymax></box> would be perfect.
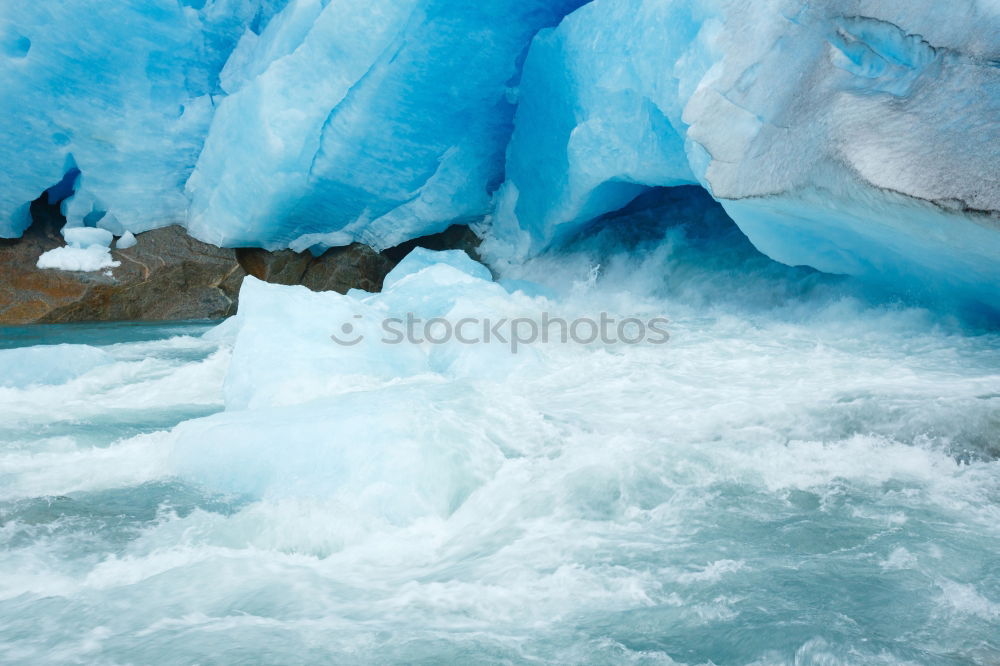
<box><xmin>2</xmin><ymin>217</ymin><xmax>999</xmax><ymax>664</ymax></box>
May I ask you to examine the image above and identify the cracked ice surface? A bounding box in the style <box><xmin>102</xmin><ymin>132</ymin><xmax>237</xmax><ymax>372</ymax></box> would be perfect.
<box><xmin>0</xmin><ymin>0</ymin><xmax>290</xmax><ymax>239</ymax></box>
<box><xmin>184</xmin><ymin>0</ymin><xmax>587</xmax><ymax>251</ymax></box>
<box><xmin>488</xmin><ymin>0</ymin><xmax>1000</xmax><ymax>306</ymax></box>
<box><xmin>1</xmin><ymin>0</ymin><xmax>998</xmax><ymax>306</ymax></box>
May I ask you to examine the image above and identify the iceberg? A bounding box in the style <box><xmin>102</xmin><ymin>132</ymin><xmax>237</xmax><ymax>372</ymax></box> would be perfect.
<box><xmin>0</xmin><ymin>344</ymin><xmax>113</xmax><ymax>388</ymax></box>
<box><xmin>172</xmin><ymin>250</ymin><xmax>540</xmax><ymax>508</ymax></box>
<box><xmin>218</xmin><ymin>248</ymin><xmax>524</xmax><ymax>411</ymax></box>
<box><xmin>489</xmin><ymin>0</ymin><xmax>1000</xmax><ymax>307</ymax></box>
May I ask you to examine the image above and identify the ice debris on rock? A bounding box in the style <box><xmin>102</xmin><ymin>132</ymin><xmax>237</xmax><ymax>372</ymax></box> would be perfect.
<box><xmin>37</xmin><ymin>225</ymin><xmax>120</xmax><ymax>272</ymax></box>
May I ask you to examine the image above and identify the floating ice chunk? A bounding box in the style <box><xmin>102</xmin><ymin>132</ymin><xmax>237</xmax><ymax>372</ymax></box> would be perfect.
<box><xmin>174</xmin><ymin>249</ymin><xmax>548</xmax><ymax>506</ymax></box>
<box><xmin>115</xmin><ymin>231</ymin><xmax>137</xmax><ymax>250</ymax></box>
<box><xmin>220</xmin><ymin>249</ymin><xmax>537</xmax><ymax>411</ymax></box>
<box><xmin>382</xmin><ymin>248</ymin><xmax>492</xmax><ymax>290</ymax></box>
<box><xmin>171</xmin><ymin>384</ymin><xmax>506</xmax><ymax>515</ymax></box>
<box><xmin>222</xmin><ymin>277</ymin><xmax>428</xmax><ymax>410</ymax></box>
<box><xmin>0</xmin><ymin>344</ymin><xmax>113</xmax><ymax>388</ymax></box>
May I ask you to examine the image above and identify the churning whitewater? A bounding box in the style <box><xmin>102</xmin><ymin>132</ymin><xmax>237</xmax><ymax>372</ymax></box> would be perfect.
<box><xmin>1</xmin><ymin>199</ymin><xmax>999</xmax><ymax>664</ymax></box>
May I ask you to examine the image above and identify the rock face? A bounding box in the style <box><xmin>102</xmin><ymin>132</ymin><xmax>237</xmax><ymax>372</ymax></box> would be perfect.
<box><xmin>0</xmin><ymin>222</ymin><xmax>482</xmax><ymax>325</ymax></box>
<box><xmin>0</xmin><ymin>226</ymin><xmax>245</xmax><ymax>324</ymax></box>
<box><xmin>381</xmin><ymin>224</ymin><xmax>483</xmax><ymax>265</ymax></box>
<box><xmin>235</xmin><ymin>245</ymin><xmax>394</xmax><ymax>295</ymax></box>
<box><xmin>233</xmin><ymin>224</ymin><xmax>480</xmax><ymax>293</ymax></box>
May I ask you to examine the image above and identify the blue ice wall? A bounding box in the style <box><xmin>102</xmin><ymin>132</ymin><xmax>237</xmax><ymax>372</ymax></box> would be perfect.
<box><xmin>0</xmin><ymin>0</ymin><xmax>288</xmax><ymax>237</ymax></box>
<box><xmin>1</xmin><ymin>0</ymin><xmax>998</xmax><ymax>307</ymax></box>
<box><xmin>185</xmin><ymin>0</ymin><xmax>587</xmax><ymax>250</ymax></box>
<box><xmin>486</xmin><ymin>0</ymin><xmax>1000</xmax><ymax>307</ymax></box>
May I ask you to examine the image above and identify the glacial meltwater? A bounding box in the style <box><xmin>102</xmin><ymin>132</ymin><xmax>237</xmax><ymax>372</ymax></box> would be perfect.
<box><xmin>1</xmin><ymin>202</ymin><xmax>998</xmax><ymax>665</ymax></box>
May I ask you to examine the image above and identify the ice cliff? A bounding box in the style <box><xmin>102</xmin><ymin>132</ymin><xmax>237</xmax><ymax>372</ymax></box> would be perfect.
<box><xmin>490</xmin><ymin>0</ymin><xmax>1000</xmax><ymax>306</ymax></box>
<box><xmin>0</xmin><ymin>0</ymin><xmax>291</xmax><ymax>238</ymax></box>
<box><xmin>1</xmin><ymin>0</ymin><xmax>998</xmax><ymax>305</ymax></box>
<box><xmin>186</xmin><ymin>0</ymin><xmax>587</xmax><ymax>250</ymax></box>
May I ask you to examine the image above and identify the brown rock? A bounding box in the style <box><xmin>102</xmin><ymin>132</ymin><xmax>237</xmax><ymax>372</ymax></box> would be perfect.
<box><xmin>236</xmin><ymin>243</ymin><xmax>394</xmax><ymax>294</ymax></box>
<box><xmin>381</xmin><ymin>224</ymin><xmax>483</xmax><ymax>264</ymax></box>
<box><xmin>234</xmin><ymin>247</ymin><xmax>312</xmax><ymax>286</ymax></box>
<box><xmin>302</xmin><ymin>245</ymin><xmax>395</xmax><ymax>293</ymax></box>
<box><xmin>0</xmin><ymin>222</ymin><xmax>484</xmax><ymax>325</ymax></box>
<box><xmin>0</xmin><ymin>226</ymin><xmax>245</xmax><ymax>325</ymax></box>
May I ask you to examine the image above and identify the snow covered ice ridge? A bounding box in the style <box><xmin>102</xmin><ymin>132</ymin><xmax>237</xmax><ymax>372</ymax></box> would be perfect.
<box><xmin>1</xmin><ymin>0</ymin><xmax>998</xmax><ymax>306</ymax></box>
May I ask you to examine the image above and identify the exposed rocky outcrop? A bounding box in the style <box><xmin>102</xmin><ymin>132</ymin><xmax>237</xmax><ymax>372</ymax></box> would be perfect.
<box><xmin>235</xmin><ymin>245</ymin><xmax>394</xmax><ymax>294</ymax></box>
<box><xmin>381</xmin><ymin>224</ymin><xmax>482</xmax><ymax>264</ymax></box>
<box><xmin>0</xmin><ymin>225</ymin><xmax>245</xmax><ymax>324</ymax></box>
<box><xmin>0</xmin><ymin>220</ymin><xmax>482</xmax><ymax>325</ymax></box>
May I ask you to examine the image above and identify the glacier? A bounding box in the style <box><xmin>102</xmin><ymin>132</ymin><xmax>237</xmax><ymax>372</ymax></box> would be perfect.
<box><xmin>488</xmin><ymin>0</ymin><xmax>1000</xmax><ymax>306</ymax></box>
<box><xmin>0</xmin><ymin>0</ymin><xmax>290</xmax><ymax>239</ymax></box>
<box><xmin>3</xmin><ymin>2</ymin><xmax>1000</xmax><ymax>661</ymax></box>
<box><xmin>184</xmin><ymin>0</ymin><xmax>587</xmax><ymax>250</ymax></box>
<box><xmin>1</xmin><ymin>0</ymin><xmax>998</xmax><ymax>306</ymax></box>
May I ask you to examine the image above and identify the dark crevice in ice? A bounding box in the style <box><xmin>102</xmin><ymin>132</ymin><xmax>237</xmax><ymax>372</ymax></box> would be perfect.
<box><xmin>18</xmin><ymin>167</ymin><xmax>83</xmax><ymax>243</ymax></box>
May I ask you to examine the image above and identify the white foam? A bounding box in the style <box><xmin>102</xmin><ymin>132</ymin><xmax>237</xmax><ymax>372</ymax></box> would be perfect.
<box><xmin>0</xmin><ymin>431</ymin><xmax>173</xmax><ymax>502</ymax></box>
<box><xmin>2</xmin><ymin>248</ymin><xmax>999</xmax><ymax>661</ymax></box>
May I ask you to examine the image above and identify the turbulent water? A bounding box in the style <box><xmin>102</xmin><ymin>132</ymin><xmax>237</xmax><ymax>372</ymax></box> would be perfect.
<box><xmin>1</xmin><ymin>192</ymin><xmax>999</xmax><ymax>665</ymax></box>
